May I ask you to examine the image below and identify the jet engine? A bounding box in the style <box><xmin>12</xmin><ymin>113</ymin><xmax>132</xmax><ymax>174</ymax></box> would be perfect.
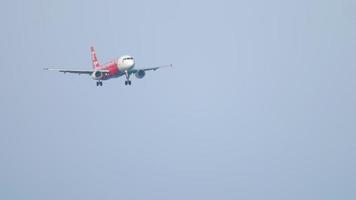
<box><xmin>135</xmin><ymin>70</ymin><xmax>145</xmax><ymax>79</ymax></box>
<box><xmin>92</xmin><ymin>70</ymin><xmax>103</xmax><ymax>79</ymax></box>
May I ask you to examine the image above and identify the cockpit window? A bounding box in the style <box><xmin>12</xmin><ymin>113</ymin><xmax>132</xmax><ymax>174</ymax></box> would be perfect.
<box><xmin>123</xmin><ymin>57</ymin><xmax>133</xmax><ymax>61</ymax></box>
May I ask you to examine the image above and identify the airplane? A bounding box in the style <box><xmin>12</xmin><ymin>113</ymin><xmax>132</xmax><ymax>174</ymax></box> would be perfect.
<box><xmin>44</xmin><ymin>46</ymin><xmax>172</xmax><ymax>86</ymax></box>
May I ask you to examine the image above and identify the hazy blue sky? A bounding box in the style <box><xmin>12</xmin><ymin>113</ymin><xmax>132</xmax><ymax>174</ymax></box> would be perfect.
<box><xmin>1</xmin><ymin>0</ymin><xmax>355</xmax><ymax>199</ymax></box>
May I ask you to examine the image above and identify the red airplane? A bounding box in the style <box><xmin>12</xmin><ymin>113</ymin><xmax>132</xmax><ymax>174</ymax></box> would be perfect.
<box><xmin>44</xmin><ymin>47</ymin><xmax>172</xmax><ymax>86</ymax></box>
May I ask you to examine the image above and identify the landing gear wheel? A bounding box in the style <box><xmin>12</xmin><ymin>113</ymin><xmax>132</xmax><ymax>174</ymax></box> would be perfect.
<box><xmin>128</xmin><ymin>81</ymin><xmax>131</xmax><ymax>85</ymax></box>
<box><xmin>97</xmin><ymin>81</ymin><xmax>103</xmax><ymax>86</ymax></box>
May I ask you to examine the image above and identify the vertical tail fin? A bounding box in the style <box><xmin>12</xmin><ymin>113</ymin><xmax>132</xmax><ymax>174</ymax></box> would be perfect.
<box><xmin>90</xmin><ymin>46</ymin><xmax>100</xmax><ymax>69</ymax></box>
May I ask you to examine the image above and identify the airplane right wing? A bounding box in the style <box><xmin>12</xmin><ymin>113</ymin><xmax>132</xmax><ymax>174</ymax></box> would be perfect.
<box><xmin>43</xmin><ymin>68</ymin><xmax>109</xmax><ymax>75</ymax></box>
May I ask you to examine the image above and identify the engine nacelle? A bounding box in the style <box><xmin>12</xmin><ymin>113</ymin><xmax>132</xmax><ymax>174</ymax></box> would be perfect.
<box><xmin>135</xmin><ymin>70</ymin><xmax>145</xmax><ymax>79</ymax></box>
<box><xmin>92</xmin><ymin>70</ymin><xmax>103</xmax><ymax>80</ymax></box>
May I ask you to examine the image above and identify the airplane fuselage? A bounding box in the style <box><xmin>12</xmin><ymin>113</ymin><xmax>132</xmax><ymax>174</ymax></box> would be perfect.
<box><xmin>92</xmin><ymin>55</ymin><xmax>135</xmax><ymax>80</ymax></box>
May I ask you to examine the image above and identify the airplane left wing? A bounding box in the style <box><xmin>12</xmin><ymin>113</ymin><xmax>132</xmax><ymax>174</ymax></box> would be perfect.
<box><xmin>140</xmin><ymin>64</ymin><xmax>173</xmax><ymax>72</ymax></box>
<box><xmin>129</xmin><ymin>64</ymin><xmax>172</xmax><ymax>74</ymax></box>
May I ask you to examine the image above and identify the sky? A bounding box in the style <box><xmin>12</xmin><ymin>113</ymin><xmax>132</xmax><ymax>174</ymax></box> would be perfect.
<box><xmin>0</xmin><ymin>0</ymin><xmax>355</xmax><ymax>199</ymax></box>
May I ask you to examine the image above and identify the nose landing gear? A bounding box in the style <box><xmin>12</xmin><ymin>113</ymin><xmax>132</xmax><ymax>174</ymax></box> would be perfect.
<box><xmin>124</xmin><ymin>70</ymin><xmax>132</xmax><ymax>86</ymax></box>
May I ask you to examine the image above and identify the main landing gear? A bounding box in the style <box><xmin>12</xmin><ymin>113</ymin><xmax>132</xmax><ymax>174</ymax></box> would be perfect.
<box><xmin>125</xmin><ymin>80</ymin><xmax>131</xmax><ymax>85</ymax></box>
<box><xmin>124</xmin><ymin>70</ymin><xmax>132</xmax><ymax>86</ymax></box>
<box><xmin>96</xmin><ymin>81</ymin><xmax>103</xmax><ymax>86</ymax></box>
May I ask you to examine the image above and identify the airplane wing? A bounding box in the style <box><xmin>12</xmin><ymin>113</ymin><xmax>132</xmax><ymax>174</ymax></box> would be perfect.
<box><xmin>129</xmin><ymin>64</ymin><xmax>172</xmax><ymax>74</ymax></box>
<box><xmin>43</xmin><ymin>68</ymin><xmax>109</xmax><ymax>75</ymax></box>
<box><xmin>140</xmin><ymin>64</ymin><xmax>173</xmax><ymax>72</ymax></box>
